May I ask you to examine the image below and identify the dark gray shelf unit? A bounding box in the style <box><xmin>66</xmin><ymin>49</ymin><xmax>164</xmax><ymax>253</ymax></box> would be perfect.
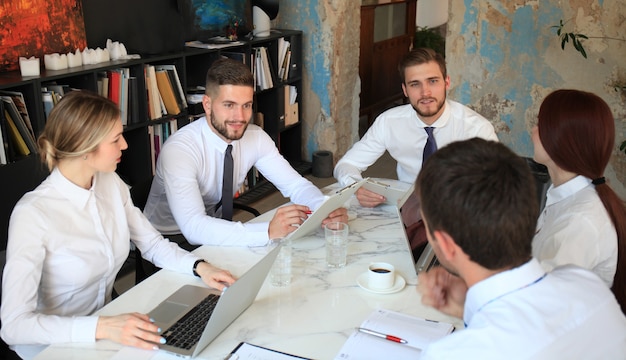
<box><xmin>0</xmin><ymin>29</ymin><xmax>304</xmax><ymax>246</ymax></box>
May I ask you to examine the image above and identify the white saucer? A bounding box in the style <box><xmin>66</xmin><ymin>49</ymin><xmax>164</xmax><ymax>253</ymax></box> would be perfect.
<box><xmin>356</xmin><ymin>272</ymin><xmax>406</xmax><ymax>294</ymax></box>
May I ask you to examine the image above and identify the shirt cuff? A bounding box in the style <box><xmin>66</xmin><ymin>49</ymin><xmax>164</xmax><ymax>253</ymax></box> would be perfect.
<box><xmin>72</xmin><ymin>316</ymin><xmax>99</xmax><ymax>343</ymax></box>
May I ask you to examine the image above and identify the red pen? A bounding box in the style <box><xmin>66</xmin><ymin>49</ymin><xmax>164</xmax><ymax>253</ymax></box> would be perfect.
<box><xmin>357</xmin><ymin>327</ymin><xmax>408</xmax><ymax>344</ymax></box>
<box><xmin>305</xmin><ymin>210</ymin><xmax>312</xmax><ymax>214</ymax></box>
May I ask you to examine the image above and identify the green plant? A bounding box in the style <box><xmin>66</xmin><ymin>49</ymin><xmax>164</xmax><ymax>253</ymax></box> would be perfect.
<box><xmin>413</xmin><ymin>26</ymin><xmax>445</xmax><ymax>56</ymax></box>
<box><xmin>551</xmin><ymin>19</ymin><xmax>589</xmax><ymax>58</ymax></box>
<box><xmin>551</xmin><ymin>19</ymin><xmax>626</xmax><ymax>155</ymax></box>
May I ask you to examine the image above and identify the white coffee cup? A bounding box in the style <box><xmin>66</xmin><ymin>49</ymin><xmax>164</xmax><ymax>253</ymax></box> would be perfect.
<box><xmin>368</xmin><ymin>262</ymin><xmax>395</xmax><ymax>290</ymax></box>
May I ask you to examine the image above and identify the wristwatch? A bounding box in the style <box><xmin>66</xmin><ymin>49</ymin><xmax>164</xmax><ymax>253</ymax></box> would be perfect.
<box><xmin>192</xmin><ymin>259</ymin><xmax>207</xmax><ymax>277</ymax></box>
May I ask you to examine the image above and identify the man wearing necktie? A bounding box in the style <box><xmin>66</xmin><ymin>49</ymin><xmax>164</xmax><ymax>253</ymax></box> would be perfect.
<box><xmin>334</xmin><ymin>48</ymin><xmax>498</xmax><ymax>257</ymax></box>
<box><xmin>144</xmin><ymin>59</ymin><xmax>348</xmax><ymax>247</ymax></box>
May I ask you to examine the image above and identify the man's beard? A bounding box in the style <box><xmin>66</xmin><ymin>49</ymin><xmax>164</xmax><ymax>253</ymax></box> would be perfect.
<box><xmin>413</xmin><ymin>95</ymin><xmax>446</xmax><ymax>119</ymax></box>
<box><xmin>210</xmin><ymin>110</ymin><xmax>248</xmax><ymax>141</ymax></box>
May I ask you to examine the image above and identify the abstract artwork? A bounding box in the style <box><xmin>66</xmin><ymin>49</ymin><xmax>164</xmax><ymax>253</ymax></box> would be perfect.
<box><xmin>0</xmin><ymin>0</ymin><xmax>87</xmax><ymax>72</ymax></box>
<box><xmin>181</xmin><ymin>0</ymin><xmax>251</xmax><ymax>41</ymax></box>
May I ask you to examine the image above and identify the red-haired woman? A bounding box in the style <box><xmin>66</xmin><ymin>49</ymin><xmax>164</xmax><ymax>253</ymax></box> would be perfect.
<box><xmin>531</xmin><ymin>89</ymin><xmax>626</xmax><ymax>313</ymax></box>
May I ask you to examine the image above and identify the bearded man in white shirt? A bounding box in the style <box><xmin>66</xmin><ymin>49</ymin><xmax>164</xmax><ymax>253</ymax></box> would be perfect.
<box><xmin>334</xmin><ymin>48</ymin><xmax>498</xmax><ymax>257</ymax></box>
<box><xmin>144</xmin><ymin>59</ymin><xmax>347</xmax><ymax>248</ymax></box>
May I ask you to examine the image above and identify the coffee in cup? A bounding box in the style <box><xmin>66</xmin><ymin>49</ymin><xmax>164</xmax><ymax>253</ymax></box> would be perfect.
<box><xmin>368</xmin><ymin>262</ymin><xmax>395</xmax><ymax>290</ymax></box>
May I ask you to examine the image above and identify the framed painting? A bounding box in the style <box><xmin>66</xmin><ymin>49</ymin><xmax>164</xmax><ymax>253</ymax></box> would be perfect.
<box><xmin>0</xmin><ymin>0</ymin><xmax>87</xmax><ymax>72</ymax></box>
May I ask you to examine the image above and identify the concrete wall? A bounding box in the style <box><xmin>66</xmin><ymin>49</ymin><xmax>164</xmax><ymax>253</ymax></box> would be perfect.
<box><xmin>277</xmin><ymin>0</ymin><xmax>360</xmax><ymax>163</ymax></box>
<box><xmin>276</xmin><ymin>0</ymin><xmax>625</xmax><ymax>199</ymax></box>
<box><xmin>447</xmin><ymin>0</ymin><xmax>626</xmax><ymax>198</ymax></box>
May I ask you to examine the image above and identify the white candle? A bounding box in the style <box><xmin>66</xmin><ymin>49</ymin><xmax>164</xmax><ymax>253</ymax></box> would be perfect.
<box><xmin>44</xmin><ymin>53</ymin><xmax>68</xmax><ymax>70</ymax></box>
<box><xmin>19</xmin><ymin>56</ymin><xmax>40</xmax><ymax>76</ymax></box>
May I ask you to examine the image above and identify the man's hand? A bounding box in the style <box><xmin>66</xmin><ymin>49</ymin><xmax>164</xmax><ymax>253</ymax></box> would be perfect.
<box><xmin>417</xmin><ymin>266</ymin><xmax>467</xmax><ymax>318</ymax></box>
<box><xmin>96</xmin><ymin>313</ymin><xmax>165</xmax><ymax>350</ymax></box>
<box><xmin>321</xmin><ymin>207</ymin><xmax>349</xmax><ymax>226</ymax></box>
<box><xmin>355</xmin><ymin>187</ymin><xmax>385</xmax><ymax>207</ymax></box>
<box><xmin>196</xmin><ymin>261</ymin><xmax>237</xmax><ymax>291</ymax></box>
<box><xmin>268</xmin><ymin>204</ymin><xmax>312</xmax><ymax>239</ymax></box>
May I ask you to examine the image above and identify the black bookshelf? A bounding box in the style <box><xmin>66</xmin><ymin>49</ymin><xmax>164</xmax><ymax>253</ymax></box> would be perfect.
<box><xmin>0</xmin><ymin>30</ymin><xmax>304</xmax><ymax>245</ymax></box>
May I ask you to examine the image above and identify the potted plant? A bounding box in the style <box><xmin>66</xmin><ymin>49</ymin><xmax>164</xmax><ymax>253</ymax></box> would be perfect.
<box><xmin>413</xmin><ymin>26</ymin><xmax>445</xmax><ymax>56</ymax></box>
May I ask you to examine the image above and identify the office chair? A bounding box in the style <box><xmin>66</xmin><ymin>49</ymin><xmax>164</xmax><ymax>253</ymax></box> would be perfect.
<box><xmin>129</xmin><ymin>177</ymin><xmax>261</xmax><ymax>283</ymax></box>
<box><xmin>414</xmin><ymin>157</ymin><xmax>551</xmax><ymax>273</ymax></box>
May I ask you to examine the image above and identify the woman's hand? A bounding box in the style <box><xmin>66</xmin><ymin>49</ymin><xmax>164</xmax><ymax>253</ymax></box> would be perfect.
<box><xmin>96</xmin><ymin>313</ymin><xmax>164</xmax><ymax>350</ymax></box>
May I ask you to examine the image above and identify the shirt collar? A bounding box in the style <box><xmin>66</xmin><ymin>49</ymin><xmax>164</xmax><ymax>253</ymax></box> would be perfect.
<box><xmin>463</xmin><ymin>258</ymin><xmax>545</xmax><ymax>326</ymax></box>
<box><xmin>416</xmin><ymin>100</ymin><xmax>451</xmax><ymax>128</ymax></box>
<box><xmin>544</xmin><ymin>175</ymin><xmax>591</xmax><ymax>207</ymax></box>
<box><xmin>49</xmin><ymin>167</ymin><xmax>95</xmax><ymax>210</ymax></box>
<box><xmin>201</xmin><ymin>116</ymin><xmax>239</xmax><ymax>153</ymax></box>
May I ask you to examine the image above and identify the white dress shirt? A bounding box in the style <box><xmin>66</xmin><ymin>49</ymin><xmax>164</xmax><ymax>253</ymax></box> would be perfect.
<box><xmin>532</xmin><ymin>175</ymin><xmax>617</xmax><ymax>286</ymax></box>
<box><xmin>421</xmin><ymin>259</ymin><xmax>626</xmax><ymax>359</ymax></box>
<box><xmin>334</xmin><ymin>100</ymin><xmax>498</xmax><ymax>186</ymax></box>
<box><xmin>144</xmin><ymin>118</ymin><xmax>325</xmax><ymax>247</ymax></box>
<box><xmin>1</xmin><ymin>168</ymin><xmax>199</xmax><ymax>359</ymax></box>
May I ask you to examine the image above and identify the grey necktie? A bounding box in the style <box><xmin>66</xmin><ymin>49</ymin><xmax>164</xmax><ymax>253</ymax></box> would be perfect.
<box><xmin>221</xmin><ymin>145</ymin><xmax>233</xmax><ymax>220</ymax></box>
<box><xmin>423</xmin><ymin>127</ymin><xmax>438</xmax><ymax>162</ymax></box>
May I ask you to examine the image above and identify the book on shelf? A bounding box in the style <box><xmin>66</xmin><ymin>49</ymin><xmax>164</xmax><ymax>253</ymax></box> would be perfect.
<box><xmin>127</xmin><ymin>76</ymin><xmax>141</xmax><ymax>124</ymax></box>
<box><xmin>335</xmin><ymin>308</ymin><xmax>454</xmax><ymax>359</ymax></box>
<box><xmin>97</xmin><ymin>71</ymin><xmax>109</xmax><ymax>98</ymax></box>
<box><xmin>253</xmin><ymin>47</ymin><xmax>274</xmax><ymax>90</ymax></box>
<box><xmin>0</xmin><ymin>100</ymin><xmax>9</xmax><ymax>164</ymax></box>
<box><xmin>0</xmin><ymin>90</ymin><xmax>35</xmax><ymax>141</ymax></box>
<box><xmin>3</xmin><ymin>108</ymin><xmax>30</xmax><ymax>157</ymax></box>
<box><xmin>145</xmin><ymin>65</ymin><xmax>165</xmax><ymax>120</ymax></box>
<box><xmin>41</xmin><ymin>91</ymin><xmax>54</xmax><ymax>121</ymax></box>
<box><xmin>277</xmin><ymin>37</ymin><xmax>291</xmax><ymax>81</ymax></box>
<box><xmin>155</xmin><ymin>69</ymin><xmax>181</xmax><ymax>115</ymax></box>
<box><xmin>1</xmin><ymin>96</ymin><xmax>37</xmax><ymax>155</ymax></box>
<box><xmin>284</xmin><ymin>85</ymin><xmax>299</xmax><ymax>126</ymax></box>
<box><xmin>155</xmin><ymin>64</ymin><xmax>187</xmax><ymax>110</ymax></box>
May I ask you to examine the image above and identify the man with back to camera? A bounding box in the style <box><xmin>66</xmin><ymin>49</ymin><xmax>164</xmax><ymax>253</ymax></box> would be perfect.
<box><xmin>415</xmin><ymin>138</ymin><xmax>626</xmax><ymax>359</ymax></box>
<box><xmin>333</xmin><ymin>48</ymin><xmax>497</xmax><ymax>257</ymax></box>
<box><xmin>144</xmin><ymin>58</ymin><xmax>347</xmax><ymax>247</ymax></box>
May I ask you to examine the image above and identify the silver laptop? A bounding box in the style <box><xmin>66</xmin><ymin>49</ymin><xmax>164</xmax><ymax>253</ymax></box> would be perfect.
<box><xmin>286</xmin><ymin>178</ymin><xmax>367</xmax><ymax>241</ymax></box>
<box><xmin>147</xmin><ymin>245</ymin><xmax>281</xmax><ymax>358</ymax></box>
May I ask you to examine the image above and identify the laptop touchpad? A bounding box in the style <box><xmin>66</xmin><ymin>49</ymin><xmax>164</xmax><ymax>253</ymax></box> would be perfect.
<box><xmin>150</xmin><ymin>301</ymin><xmax>189</xmax><ymax>324</ymax></box>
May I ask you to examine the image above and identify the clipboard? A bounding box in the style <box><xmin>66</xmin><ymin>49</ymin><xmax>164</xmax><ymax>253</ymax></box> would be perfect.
<box><xmin>286</xmin><ymin>178</ymin><xmax>367</xmax><ymax>241</ymax></box>
<box><xmin>361</xmin><ymin>179</ymin><xmax>414</xmax><ymax>207</ymax></box>
<box><xmin>226</xmin><ymin>342</ymin><xmax>311</xmax><ymax>359</ymax></box>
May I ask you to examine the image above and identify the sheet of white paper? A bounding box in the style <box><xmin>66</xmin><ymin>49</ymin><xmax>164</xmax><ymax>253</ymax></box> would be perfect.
<box><xmin>334</xmin><ymin>308</ymin><xmax>454</xmax><ymax>359</ymax></box>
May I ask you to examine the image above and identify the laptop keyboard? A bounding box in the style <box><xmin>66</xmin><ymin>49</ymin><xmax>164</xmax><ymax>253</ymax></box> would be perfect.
<box><xmin>162</xmin><ymin>294</ymin><xmax>220</xmax><ymax>350</ymax></box>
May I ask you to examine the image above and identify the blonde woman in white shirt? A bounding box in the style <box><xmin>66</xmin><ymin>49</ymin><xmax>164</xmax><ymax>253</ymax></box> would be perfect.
<box><xmin>1</xmin><ymin>91</ymin><xmax>236</xmax><ymax>359</ymax></box>
<box><xmin>531</xmin><ymin>89</ymin><xmax>626</xmax><ymax>313</ymax></box>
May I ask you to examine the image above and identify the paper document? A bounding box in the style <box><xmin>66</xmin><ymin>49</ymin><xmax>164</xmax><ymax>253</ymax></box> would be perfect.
<box><xmin>361</xmin><ymin>178</ymin><xmax>414</xmax><ymax>207</ymax></box>
<box><xmin>227</xmin><ymin>342</ymin><xmax>311</xmax><ymax>359</ymax></box>
<box><xmin>334</xmin><ymin>309</ymin><xmax>454</xmax><ymax>359</ymax></box>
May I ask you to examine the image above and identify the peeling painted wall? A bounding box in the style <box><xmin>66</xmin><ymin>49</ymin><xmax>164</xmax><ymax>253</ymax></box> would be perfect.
<box><xmin>447</xmin><ymin>0</ymin><xmax>626</xmax><ymax>198</ymax></box>
<box><xmin>277</xmin><ymin>0</ymin><xmax>360</xmax><ymax>163</ymax></box>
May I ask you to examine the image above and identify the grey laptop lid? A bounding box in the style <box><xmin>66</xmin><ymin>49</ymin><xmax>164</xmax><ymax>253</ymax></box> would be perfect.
<box><xmin>148</xmin><ymin>244</ymin><xmax>281</xmax><ymax>358</ymax></box>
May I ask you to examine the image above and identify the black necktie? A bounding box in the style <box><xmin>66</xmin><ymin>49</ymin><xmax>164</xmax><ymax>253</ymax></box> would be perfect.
<box><xmin>423</xmin><ymin>127</ymin><xmax>437</xmax><ymax>162</ymax></box>
<box><xmin>221</xmin><ymin>145</ymin><xmax>233</xmax><ymax>220</ymax></box>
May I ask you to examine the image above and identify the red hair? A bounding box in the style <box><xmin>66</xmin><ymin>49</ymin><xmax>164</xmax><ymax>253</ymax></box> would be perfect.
<box><xmin>538</xmin><ymin>89</ymin><xmax>626</xmax><ymax>313</ymax></box>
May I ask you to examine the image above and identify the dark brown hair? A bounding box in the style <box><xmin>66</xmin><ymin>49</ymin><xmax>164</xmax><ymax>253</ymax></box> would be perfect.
<box><xmin>417</xmin><ymin>138</ymin><xmax>538</xmax><ymax>270</ymax></box>
<box><xmin>205</xmin><ymin>58</ymin><xmax>254</xmax><ymax>98</ymax></box>
<box><xmin>397</xmin><ymin>47</ymin><xmax>447</xmax><ymax>83</ymax></box>
<box><xmin>538</xmin><ymin>89</ymin><xmax>626</xmax><ymax>313</ymax></box>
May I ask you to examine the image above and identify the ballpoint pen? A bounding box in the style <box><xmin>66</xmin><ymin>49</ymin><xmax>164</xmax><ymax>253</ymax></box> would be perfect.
<box><xmin>356</xmin><ymin>327</ymin><xmax>408</xmax><ymax>344</ymax></box>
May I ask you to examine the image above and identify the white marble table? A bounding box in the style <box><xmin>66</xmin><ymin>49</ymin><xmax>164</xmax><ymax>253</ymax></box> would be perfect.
<box><xmin>34</xmin><ymin>183</ymin><xmax>462</xmax><ymax>360</ymax></box>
